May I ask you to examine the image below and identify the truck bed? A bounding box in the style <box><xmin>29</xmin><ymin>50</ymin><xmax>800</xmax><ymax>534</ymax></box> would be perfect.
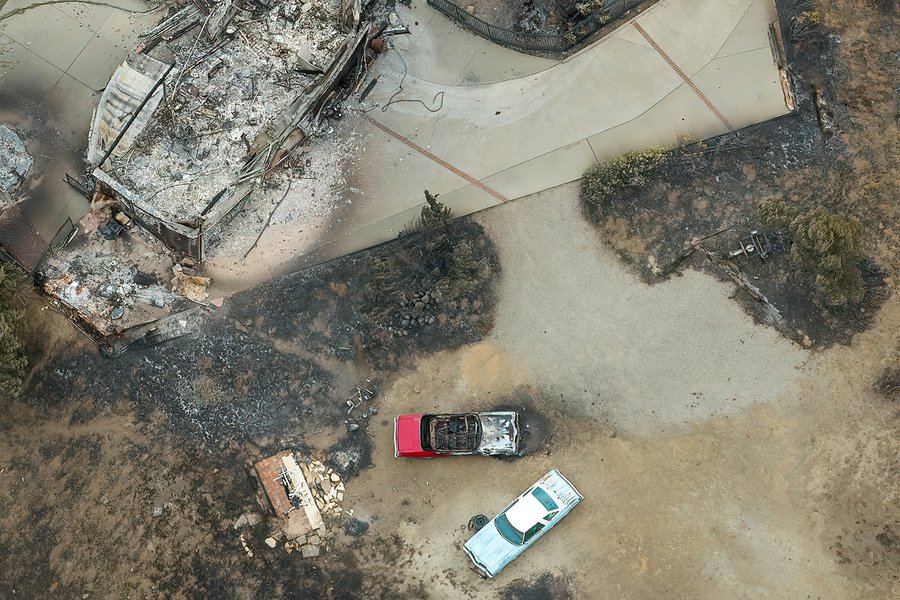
<box><xmin>476</xmin><ymin>412</ymin><xmax>519</xmax><ymax>456</ymax></box>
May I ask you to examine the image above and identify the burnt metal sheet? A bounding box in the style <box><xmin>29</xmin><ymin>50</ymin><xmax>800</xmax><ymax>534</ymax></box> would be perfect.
<box><xmin>87</xmin><ymin>53</ymin><xmax>170</xmax><ymax>167</ymax></box>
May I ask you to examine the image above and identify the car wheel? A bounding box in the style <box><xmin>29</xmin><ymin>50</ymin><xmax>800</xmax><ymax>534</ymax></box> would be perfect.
<box><xmin>469</xmin><ymin>514</ymin><xmax>489</xmax><ymax>531</ymax></box>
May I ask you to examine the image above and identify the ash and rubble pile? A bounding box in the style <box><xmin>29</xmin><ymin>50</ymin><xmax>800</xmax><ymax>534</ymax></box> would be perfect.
<box><xmin>114</xmin><ymin>0</ymin><xmax>346</xmax><ymax>223</ymax></box>
<box><xmin>40</xmin><ymin>251</ymin><xmax>180</xmax><ymax>336</ymax></box>
<box><xmin>0</xmin><ymin>125</ymin><xmax>32</xmax><ymax>195</ymax></box>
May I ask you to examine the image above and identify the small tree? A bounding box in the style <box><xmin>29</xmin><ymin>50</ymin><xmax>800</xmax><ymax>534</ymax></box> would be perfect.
<box><xmin>0</xmin><ymin>263</ymin><xmax>27</xmax><ymax>398</ymax></box>
<box><xmin>420</xmin><ymin>190</ymin><xmax>452</xmax><ymax>234</ymax></box>
<box><xmin>759</xmin><ymin>197</ymin><xmax>865</xmax><ymax>306</ymax></box>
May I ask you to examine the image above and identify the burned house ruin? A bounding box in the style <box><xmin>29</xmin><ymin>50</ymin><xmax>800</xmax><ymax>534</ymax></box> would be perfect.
<box><xmin>87</xmin><ymin>0</ymin><xmax>370</xmax><ymax>262</ymax></box>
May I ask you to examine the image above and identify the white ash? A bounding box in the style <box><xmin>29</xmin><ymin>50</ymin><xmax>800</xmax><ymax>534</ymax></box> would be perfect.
<box><xmin>114</xmin><ymin>0</ymin><xmax>345</xmax><ymax>222</ymax></box>
<box><xmin>41</xmin><ymin>253</ymin><xmax>179</xmax><ymax>335</ymax></box>
<box><xmin>204</xmin><ymin>124</ymin><xmax>352</xmax><ymax>258</ymax></box>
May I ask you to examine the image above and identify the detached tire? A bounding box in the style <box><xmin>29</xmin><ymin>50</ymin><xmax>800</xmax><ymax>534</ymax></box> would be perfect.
<box><xmin>469</xmin><ymin>514</ymin><xmax>489</xmax><ymax>531</ymax></box>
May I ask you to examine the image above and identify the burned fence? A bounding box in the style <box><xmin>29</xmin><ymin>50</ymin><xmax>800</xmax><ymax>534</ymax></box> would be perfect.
<box><xmin>426</xmin><ymin>0</ymin><xmax>644</xmax><ymax>54</ymax></box>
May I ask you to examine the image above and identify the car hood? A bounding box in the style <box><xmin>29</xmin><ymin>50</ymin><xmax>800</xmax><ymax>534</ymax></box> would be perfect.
<box><xmin>394</xmin><ymin>414</ymin><xmax>424</xmax><ymax>455</ymax></box>
<box><xmin>464</xmin><ymin>520</ymin><xmax>519</xmax><ymax>577</ymax></box>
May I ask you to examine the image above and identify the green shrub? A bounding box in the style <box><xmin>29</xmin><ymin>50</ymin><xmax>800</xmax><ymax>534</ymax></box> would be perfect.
<box><xmin>759</xmin><ymin>198</ymin><xmax>865</xmax><ymax>306</ymax></box>
<box><xmin>758</xmin><ymin>196</ymin><xmax>796</xmax><ymax>229</ymax></box>
<box><xmin>581</xmin><ymin>147</ymin><xmax>669</xmax><ymax>209</ymax></box>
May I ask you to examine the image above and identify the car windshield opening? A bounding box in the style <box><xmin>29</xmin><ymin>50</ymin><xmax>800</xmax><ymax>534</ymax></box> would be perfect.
<box><xmin>532</xmin><ymin>487</ymin><xmax>559</xmax><ymax>511</ymax></box>
<box><xmin>495</xmin><ymin>513</ymin><xmax>525</xmax><ymax>545</ymax></box>
<box><xmin>420</xmin><ymin>417</ymin><xmax>432</xmax><ymax>451</ymax></box>
<box><xmin>523</xmin><ymin>522</ymin><xmax>545</xmax><ymax>543</ymax></box>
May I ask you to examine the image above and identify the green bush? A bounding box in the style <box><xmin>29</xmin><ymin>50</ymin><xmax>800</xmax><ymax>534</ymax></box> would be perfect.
<box><xmin>758</xmin><ymin>196</ymin><xmax>796</xmax><ymax>228</ymax></box>
<box><xmin>581</xmin><ymin>147</ymin><xmax>669</xmax><ymax>209</ymax></box>
<box><xmin>0</xmin><ymin>264</ymin><xmax>27</xmax><ymax>399</ymax></box>
<box><xmin>759</xmin><ymin>198</ymin><xmax>865</xmax><ymax>306</ymax></box>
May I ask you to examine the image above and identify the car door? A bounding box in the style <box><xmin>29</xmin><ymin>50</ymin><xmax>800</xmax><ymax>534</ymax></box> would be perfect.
<box><xmin>523</xmin><ymin>507</ymin><xmax>560</xmax><ymax>547</ymax></box>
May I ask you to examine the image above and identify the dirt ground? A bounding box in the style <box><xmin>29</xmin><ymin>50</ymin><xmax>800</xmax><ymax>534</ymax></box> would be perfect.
<box><xmin>467</xmin><ymin>0</ymin><xmax>575</xmax><ymax>33</ymax></box>
<box><xmin>2</xmin><ymin>181</ymin><xmax>898</xmax><ymax>598</ymax></box>
<box><xmin>1</xmin><ymin>0</ymin><xmax>898</xmax><ymax>597</ymax></box>
<box><xmin>584</xmin><ymin>0</ymin><xmax>899</xmax><ymax>349</ymax></box>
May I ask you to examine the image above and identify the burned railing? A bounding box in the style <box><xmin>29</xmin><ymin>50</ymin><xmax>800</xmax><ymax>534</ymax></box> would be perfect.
<box><xmin>426</xmin><ymin>0</ymin><xmax>644</xmax><ymax>53</ymax></box>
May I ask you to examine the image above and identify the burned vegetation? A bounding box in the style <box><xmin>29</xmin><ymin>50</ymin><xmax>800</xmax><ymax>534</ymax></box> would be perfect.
<box><xmin>228</xmin><ymin>191</ymin><xmax>499</xmax><ymax>370</ymax></box>
<box><xmin>10</xmin><ymin>196</ymin><xmax>501</xmax><ymax>597</ymax></box>
<box><xmin>24</xmin><ymin>192</ymin><xmax>500</xmax><ymax>444</ymax></box>
<box><xmin>361</xmin><ymin>191</ymin><xmax>500</xmax><ymax>358</ymax></box>
<box><xmin>579</xmin><ymin>0</ymin><xmax>897</xmax><ymax>348</ymax></box>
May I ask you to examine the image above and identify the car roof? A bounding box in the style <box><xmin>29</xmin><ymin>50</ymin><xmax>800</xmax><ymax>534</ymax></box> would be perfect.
<box><xmin>505</xmin><ymin>487</ymin><xmax>557</xmax><ymax>532</ymax></box>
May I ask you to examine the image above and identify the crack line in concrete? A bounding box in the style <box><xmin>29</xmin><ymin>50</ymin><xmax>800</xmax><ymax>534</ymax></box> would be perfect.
<box><xmin>632</xmin><ymin>21</ymin><xmax>735</xmax><ymax>131</ymax></box>
<box><xmin>359</xmin><ymin>112</ymin><xmax>508</xmax><ymax>203</ymax></box>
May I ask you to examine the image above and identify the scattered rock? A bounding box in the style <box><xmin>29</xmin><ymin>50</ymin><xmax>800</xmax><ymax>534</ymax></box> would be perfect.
<box><xmin>265</xmin><ymin>537</ymin><xmax>277</xmax><ymax>548</ymax></box>
<box><xmin>239</xmin><ymin>533</ymin><xmax>254</xmax><ymax>558</ymax></box>
<box><xmin>301</xmin><ymin>544</ymin><xmax>321</xmax><ymax>558</ymax></box>
<box><xmin>152</xmin><ymin>506</ymin><xmax>163</xmax><ymax>518</ymax></box>
<box><xmin>233</xmin><ymin>512</ymin><xmax>263</xmax><ymax>529</ymax></box>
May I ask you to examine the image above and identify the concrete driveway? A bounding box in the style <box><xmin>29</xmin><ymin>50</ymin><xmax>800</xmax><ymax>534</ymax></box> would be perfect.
<box><xmin>0</xmin><ymin>0</ymin><xmax>791</xmax><ymax>298</ymax></box>
<box><xmin>220</xmin><ymin>0</ymin><xmax>792</xmax><ymax>287</ymax></box>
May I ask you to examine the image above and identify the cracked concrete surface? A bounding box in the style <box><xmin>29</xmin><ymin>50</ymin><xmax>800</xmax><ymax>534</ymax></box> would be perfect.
<box><xmin>214</xmin><ymin>0</ymin><xmax>791</xmax><ymax>290</ymax></box>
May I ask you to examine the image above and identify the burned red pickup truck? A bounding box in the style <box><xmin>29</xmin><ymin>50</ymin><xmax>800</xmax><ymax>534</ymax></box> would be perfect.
<box><xmin>393</xmin><ymin>412</ymin><xmax>520</xmax><ymax>458</ymax></box>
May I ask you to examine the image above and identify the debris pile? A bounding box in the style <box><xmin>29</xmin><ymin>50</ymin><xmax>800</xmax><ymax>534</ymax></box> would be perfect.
<box><xmin>171</xmin><ymin>265</ymin><xmax>211</xmax><ymax>303</ymax></box>
<box><xmin>301</xmin><ymin>458</ymin><xmax>346</xmax><ymax>515</ymax></box>
<box><xmin>0</xmin><ymin>125</ymin><xmax>32</xmax><ymax>194</ymax></box>
<box><xmin>115</xmin><ymin>0</ymin><xmax>347</xmax><ymax>223</ymax></box>
<box><xmin>343</xmin><ymin>380</ymin><xmax>378</xmax><ymax>434</ymax></box>
<box><xmin>35</xmin><ymin>192</ymin><xmax>201</xmax><ymax>340</ymax></box>
<box><xmin>282</xmin><ymin>458</ymin><xmax>347</xmax><ymax>557</ymax></box>
<box><xmin>253</xmin><ymin>451</ymin><xmax>350</xmax><ymax>558</ymax></box>
<box><xmin>201</xmin><ymin>133</ymin><xmax>351</xmax><ymax>260</ymax></box>
<box><xmin>40</xmin><ymin>253</ymin><xmax>180</xmax><ymax>336</ymax></box>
